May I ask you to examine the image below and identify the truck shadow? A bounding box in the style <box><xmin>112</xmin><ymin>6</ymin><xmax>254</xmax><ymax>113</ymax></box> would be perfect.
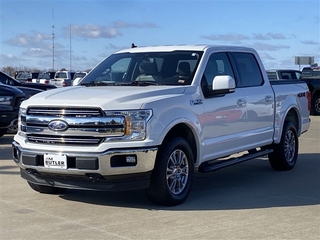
<box><xmin>59</xmin><ymin>153</ymin><xmax>320</xmax><ymax>210</ymax></box>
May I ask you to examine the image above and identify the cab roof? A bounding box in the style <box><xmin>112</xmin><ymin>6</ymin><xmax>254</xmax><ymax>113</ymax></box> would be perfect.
<box><xmin>116</xmin><ymin>44</ymin><xmax>255</xmax><ymax>53</ymax></box>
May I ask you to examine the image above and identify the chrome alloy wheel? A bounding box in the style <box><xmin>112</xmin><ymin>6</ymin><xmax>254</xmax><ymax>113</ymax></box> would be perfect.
<box><xmin>284</xmin><ymin>129</ymin><xmax>296</xmax><ymax>163</ymax></box>
<box><xmin>315</xmin><ymin>97</ymin><xmax>320</xmax><ymax>114</ymax></box>
<box><xmin>166</xmin><ymin>149</ymin><xmax>189</xmax><ymax>195</ymax></box>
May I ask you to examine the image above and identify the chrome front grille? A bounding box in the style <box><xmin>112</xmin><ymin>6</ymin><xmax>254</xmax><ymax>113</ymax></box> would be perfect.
<box><xmin>23</xmin><ymin>107</ymin><xmax>126</xmax><ymax>146</ymax></box>
<box><xmin>27</xmin><ymin>107</ymin><xmax>103</xmax><ymax>117</ymax></box>
<box><xmin>27</xmin><ymin>134</ymin><xmax>104</xmax><ymax>145</ymax></box>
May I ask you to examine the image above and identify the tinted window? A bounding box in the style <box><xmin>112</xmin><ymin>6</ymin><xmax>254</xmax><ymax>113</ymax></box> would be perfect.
<box><xmin>232</xmin><ymin>53</ymin><xmax>263</xmax><ymax>87</ymax></box>
<box><xmin>266</xmin><ymin>72</ymin><xmax>277</xmax><ymax>80</ymax></box>
<box><xmin>279</xmin><ymin>71</ymin><xmax>300</xmax><ymax>79</ymax></box>
<box><xmin>81</xmin><ymin>51</ymin><xmax>203</xmax><ymax>85</ymax></box>
<box><xmin>56</xmin><ymin>72</ymin><xmax>67</xmax><ymax>78</ymax></box>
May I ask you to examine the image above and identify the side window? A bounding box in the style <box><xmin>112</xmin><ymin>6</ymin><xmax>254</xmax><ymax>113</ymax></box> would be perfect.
<box><xmin>295</xmin><ymin>71</ymin><xmax>301</xmax><ymax>79</ymax></box>
<box><xmin>201</xmin><ymin>52</ymin><xmax>234</xmax><ymax>97</ymax></box>
<box><xmin>232</xmin><ymin>53</ymin><xmax>263</xmax><ymax>87</ymax></box>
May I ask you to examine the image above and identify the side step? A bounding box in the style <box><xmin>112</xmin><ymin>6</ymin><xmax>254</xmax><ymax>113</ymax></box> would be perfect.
<box><xmin>198</xmin><ymin>148</ymin><xmax>273</xmax><ymax>173</ymax></box>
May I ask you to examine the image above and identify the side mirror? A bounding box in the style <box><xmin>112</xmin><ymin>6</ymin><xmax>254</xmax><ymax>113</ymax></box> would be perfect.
<box><xmin>211</xmin><ymin>75</ymin><xmax>235</xmax><ymax>95</ymax></box>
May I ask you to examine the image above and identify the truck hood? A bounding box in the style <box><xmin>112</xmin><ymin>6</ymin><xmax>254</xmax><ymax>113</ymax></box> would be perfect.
<box><xmin>22</xmin><ymin>85</ymin><xmax>186</xmax><ymax>110</ymax></box>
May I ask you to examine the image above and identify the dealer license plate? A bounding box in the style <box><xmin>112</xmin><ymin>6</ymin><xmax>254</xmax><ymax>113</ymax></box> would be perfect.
<box><xmin>44</xmin><ymin>153</ymin><xmax>67</xmax><ymax>169</ymax></box>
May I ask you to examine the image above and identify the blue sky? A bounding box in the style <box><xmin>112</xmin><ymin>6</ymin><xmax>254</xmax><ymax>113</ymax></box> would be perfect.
<box><xmin>0</xmin><ymin>0</ymin><xmax>319</xmax><ymax>71</ymax></box>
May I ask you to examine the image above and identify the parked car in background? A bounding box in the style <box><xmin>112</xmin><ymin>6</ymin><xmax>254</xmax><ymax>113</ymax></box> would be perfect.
<box><xmin>0</xmin><ymin>71</ymin><xmax>57</xmax><ymax>91</ymax></box>
<box><xmin>5</xmin><ymin>85</ymin><xmax>43</xmax><ymax>134</ymax></box>
<box><xmin>301</xmin><ymin>66</ymin><xmax>320</xmax><ymax>115</ymax></box>
<box><xmin>266</xmin><ymin>69</ymin><xmax>301</xmax><ymax>80</ymax></box>
<box><xmin>50</xmin><ymin>70</ymin><xmax>75</xmax><ymax>87</ymax></box>
<box><xmin>72</xmin><ymin>71</ymin><xmax>88</xmax><ymax>85</ymax></box>
<box><xmin>0</xmin><ymin>83</ymin><xmax>25</xmax><ymax>137</ymax></box>
<box><xmin>33</xmin><ymin>71</ymin><xmax>56</xmax><ymax>84</ymax></box>
<box><xmin>16</xmin><ymin>72</ymin><xmax>40</xmax><ymax>83</ymax></box>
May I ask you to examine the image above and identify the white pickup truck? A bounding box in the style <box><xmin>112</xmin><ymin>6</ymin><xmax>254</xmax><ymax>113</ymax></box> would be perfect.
<box><xmin>12</xmin><ymin>45</ymin><xmax>311</xmax><ymax>206</ymax></box>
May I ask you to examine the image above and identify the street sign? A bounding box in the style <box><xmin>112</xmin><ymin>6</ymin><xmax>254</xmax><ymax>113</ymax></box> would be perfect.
<box><xmin>295</xmin><ymin>56</ymin><xmax>314</xmax><ymax>65</ymax></box>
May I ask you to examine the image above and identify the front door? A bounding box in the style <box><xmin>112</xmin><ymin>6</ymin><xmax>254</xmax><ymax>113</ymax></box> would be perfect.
<box><xmin>200</xmin><ymin>52</ymin><xmax>248</xmax><ymax>161</ymax></box>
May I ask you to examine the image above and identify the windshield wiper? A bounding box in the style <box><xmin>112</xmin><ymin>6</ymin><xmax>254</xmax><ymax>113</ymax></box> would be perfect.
<box><xmin>81</xmin><ymin>81</ymin><xmax>113</xmax><ymax>87</ymax></box>
<box><xmin>81</xmin><ymin>80</ymin><xmax>161</xmax><ymax>87</ymax></box>
<box><xmin>130</xmin><ymin>81</ymin><xmax>160</xmax><ymax>86</ymax></box>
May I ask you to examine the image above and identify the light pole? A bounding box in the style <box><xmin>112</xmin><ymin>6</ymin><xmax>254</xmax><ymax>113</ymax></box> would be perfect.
<box><xmin>52</xmin><ymin>10</ymin><xmax>55</xmax><ymax>71</ymax></box>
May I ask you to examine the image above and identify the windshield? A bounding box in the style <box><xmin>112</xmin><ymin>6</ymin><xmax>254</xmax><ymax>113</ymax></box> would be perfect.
<box><xmin>38</xmin><ymin>73</ymin><xmax>50</xmax><ymax>79</ymax></box>
<box><xmin>73</xmin><ymin>72</ymin><xmax>87</xmax><ymax>79</ymax></box>
<box><xmin>55</xmin><ymin>72</ymin><xmax>67</xmax><ymax>78</ymax></box>
<box><xmin>80</xmin><ymin>51</ymin><xmax>203</xmax><ymax>86</ymax></box>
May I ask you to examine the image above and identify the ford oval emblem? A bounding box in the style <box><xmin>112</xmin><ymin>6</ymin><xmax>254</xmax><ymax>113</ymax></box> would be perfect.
<box><xmin>48</xmin><ymin>120</ymin><xmax>68</xmax><ymax>132</ymax></box>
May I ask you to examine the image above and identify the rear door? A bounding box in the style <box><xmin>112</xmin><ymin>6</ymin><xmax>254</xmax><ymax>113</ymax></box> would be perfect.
<box><xmin>230</xmin><ymin>52</ymin><xmax>275</xmax><ymax>147</ymax></box>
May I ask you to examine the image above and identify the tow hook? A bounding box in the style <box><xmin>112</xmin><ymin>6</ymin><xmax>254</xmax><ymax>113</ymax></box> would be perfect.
<box><xmin>85</xmin><ymin>173</ymin><xmax>103</xmax><ymax>182</ymax></box>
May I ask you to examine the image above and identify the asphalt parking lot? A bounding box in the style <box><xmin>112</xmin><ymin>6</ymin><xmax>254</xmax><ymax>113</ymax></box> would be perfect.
<box><xmin>1</xmin><ymin>116</ymin><xmax>319</xmax><ymax>240</ymax></box>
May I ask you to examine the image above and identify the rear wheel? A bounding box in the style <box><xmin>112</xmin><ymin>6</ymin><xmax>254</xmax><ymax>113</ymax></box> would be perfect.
<box><xmin>313</xmin><ymin>95</ymin><xmax>320</xmax><ymax>115</ymax></box>
<box><xmin>147</xmin><ymin>137</ymin><xmax>194</xmax><ymax>206</ymax></box>
<box><xmin>27</xmin><ymin>182</ymin><xmax>66</xmax><ymax>194</ymax></box>
<box><xmin>268</xmin><ymin>122</ymin><xmax>298</xmax><ymax>170</ymax></box>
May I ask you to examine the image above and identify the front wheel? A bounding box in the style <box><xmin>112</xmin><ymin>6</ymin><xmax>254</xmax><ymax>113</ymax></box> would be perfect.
<box><xmin>27</xmin><ymin>182</ymin><xmax>66</xmax><ymax>194</ymax></box>
<box><xmin>147</xmin><ymin>137</ymin><xmax>194</xmax><ymax>206</ymax></box>
<box><xmin>268</xmin><ymin>122</ymin><xmax>298</xmax><ymax>171</ymax></box>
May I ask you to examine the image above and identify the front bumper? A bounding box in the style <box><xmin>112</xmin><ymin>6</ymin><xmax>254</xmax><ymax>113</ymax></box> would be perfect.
<box><xmin>12</xmin><ymin>141</ymin><xmax>158</xmax><ymax>191</ymax></box>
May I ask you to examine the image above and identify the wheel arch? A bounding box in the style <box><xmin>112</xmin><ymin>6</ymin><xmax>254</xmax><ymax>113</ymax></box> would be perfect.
<box><xmin>159</xmin><ymin>123</ymin><xmax>198</xmax><ymax>164</ymax></box>
<box><xmin>274</xmin><ymin>107</ymin><xmax>300</xmax><ymax>144</ymax></box>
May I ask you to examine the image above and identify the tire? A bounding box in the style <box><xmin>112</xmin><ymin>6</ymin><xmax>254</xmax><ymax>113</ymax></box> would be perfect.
<box><xmin>147</xmin><ymin>137</ymin><xmax>194</xmax><ymax>206</ymax></box>
<box><xmin>27</xmin><ymin>181</ymin><xmax>66</xmax><ymax>194</ymax></box>
<box><xmin>313</xmin><ymin>95</ymin><xmax>320</xmax><ymax>115</ymax></box>
<box><xmin>268</xmin><ymin>121</ymin><xmax>298</xmax><ymax>171</ymax></box>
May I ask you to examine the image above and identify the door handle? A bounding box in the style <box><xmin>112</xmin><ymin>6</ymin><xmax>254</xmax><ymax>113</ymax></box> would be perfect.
<box><xmin>265</xmin><ymin>95</ymin><xmax>273</xmax><ymax>102</ymax></box>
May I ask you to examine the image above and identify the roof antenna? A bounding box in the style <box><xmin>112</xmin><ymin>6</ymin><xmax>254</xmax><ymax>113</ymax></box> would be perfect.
<box><xmin>131</xmin><ymin>43</ymin><xmax>137</xmax><ymax>48</ymax></box>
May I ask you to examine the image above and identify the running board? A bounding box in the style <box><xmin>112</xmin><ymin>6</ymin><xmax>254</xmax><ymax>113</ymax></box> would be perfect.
<box><xmin>198</xmin><ymin>149</ymin><xmax>273</xmax><ymax>173</ymax></box>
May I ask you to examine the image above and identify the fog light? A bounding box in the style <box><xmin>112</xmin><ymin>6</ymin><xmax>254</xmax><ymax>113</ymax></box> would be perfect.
<box><xmin>111</xmin><ymin>155</ymin><xmax>137</xmax><ymax>167</ymax></box>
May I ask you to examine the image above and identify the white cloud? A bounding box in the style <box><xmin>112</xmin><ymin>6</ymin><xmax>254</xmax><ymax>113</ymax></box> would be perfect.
<box><xmin>251</xmin><ymin>42</ymin><xmax>290</xmax><ymax>51</ymax></box>
<box><xmin>4</xmin><ymin>31</ymin><xmax>51</xmax><ymax>47</ymax></box>
<box><xmin>201</xmin><ymin>33</ymin><xmax>249</xmax><ymax>41</ymax></box>
<box><xmin>111</xmin><ymin>20</ymin><xmax>158</xmax><ymax>29</ymax></box>
<box><xmin>301</xmin><ymin>40</ymin><xmax>318</xmax><ymax>45</ymax></box>
<box><xmin>63</xmin><ymin>24</ymin><xmax>122</xmax><ymax>39</ymax></box>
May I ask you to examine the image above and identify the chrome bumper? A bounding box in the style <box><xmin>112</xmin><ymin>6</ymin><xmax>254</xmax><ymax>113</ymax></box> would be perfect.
<box><xmin>12</xmin><ymin>141</ymin><xmax>158</xmax><ymax>191</ymax></box>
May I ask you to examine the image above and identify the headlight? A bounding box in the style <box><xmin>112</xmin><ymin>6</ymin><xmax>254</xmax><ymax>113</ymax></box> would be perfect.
<box><xmin>105</xmin><ymin>109</ymin><xmax>152</xmax><ymax>141</ymax></box>
<box><xmin>0</xmin><ymin>96</ymin><xmax>13</xmax><ymax>105</ymax></box>
<box><xmin>17</xmin><ymin>107</ymin><xmax>27</xmax><ymax>137</ymax></box>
